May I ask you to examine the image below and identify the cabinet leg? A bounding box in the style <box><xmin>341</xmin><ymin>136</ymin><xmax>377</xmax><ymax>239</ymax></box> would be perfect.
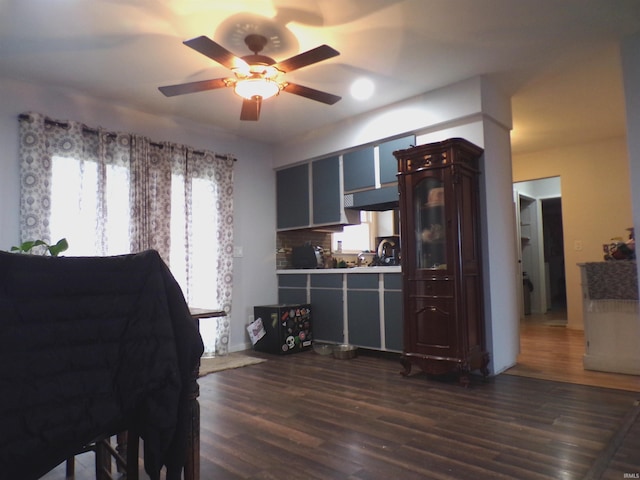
<box><xmin>480</xmin><ymin>352</ymin><xmax>490</xmax><ymax>378</ymax></box>
<box><xmin>400</xmin><ymin>356</ymin><xmax>412</xmax><ymax>376</ymax></box>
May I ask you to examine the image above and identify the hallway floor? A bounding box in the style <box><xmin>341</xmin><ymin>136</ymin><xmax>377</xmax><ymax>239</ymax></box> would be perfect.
<box><xmin>505</xmin><ymin>310</ymin><xmax>640</xmax><ymax>392</ymax></box>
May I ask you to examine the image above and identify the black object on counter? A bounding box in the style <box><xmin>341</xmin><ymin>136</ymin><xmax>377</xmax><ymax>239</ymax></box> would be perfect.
<box><xmin>292</xmin><ymin>244</ymin><xmax>324</xmax><ymax>268</ymax></box>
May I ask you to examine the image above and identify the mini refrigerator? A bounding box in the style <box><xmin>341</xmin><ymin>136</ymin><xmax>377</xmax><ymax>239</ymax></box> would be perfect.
<box><xmin>253</xmin><ymin>304</ymin><xmax>312</xmax><ymax>354</ymax></box>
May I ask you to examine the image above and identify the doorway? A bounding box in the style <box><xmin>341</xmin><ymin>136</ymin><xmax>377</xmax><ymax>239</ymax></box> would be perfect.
<box><xmin>541</xmin><ymin>197</ymin><xmax>567</xmax><ymax>312</ymax></box>
<box><xmin>513</xmin><ymin>177</ymin><xmax>566</xmax><ymax>323</ymax></box>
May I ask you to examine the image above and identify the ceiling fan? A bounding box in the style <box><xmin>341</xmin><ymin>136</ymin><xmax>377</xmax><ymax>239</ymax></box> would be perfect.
<box><xmin>159</xmin><ymin>34</ymin><xmax>342</xmax><ymax>121</ymax></box>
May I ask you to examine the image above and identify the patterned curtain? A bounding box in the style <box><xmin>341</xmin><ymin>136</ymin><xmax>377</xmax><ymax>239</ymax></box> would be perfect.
<box><xmin>18</xmin><ymin>112</ymin><xmax>235</xmax><ymax>355</ymax></box>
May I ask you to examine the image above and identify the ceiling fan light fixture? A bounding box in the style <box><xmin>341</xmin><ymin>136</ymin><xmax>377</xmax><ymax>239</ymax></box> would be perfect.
<box><xmin>232</xmin><ymin>64</ymin><xmax>284</xmax><ymax>100</ymax></box>
<box><xmin>161</xmin><ymin>34</ymin><xmax>341</xmax><ymax>121</ymax></box>
<box><xmin>235</xmin><ymin>77</ymin><xmax>282</xmax><ymax>100</ymax></box>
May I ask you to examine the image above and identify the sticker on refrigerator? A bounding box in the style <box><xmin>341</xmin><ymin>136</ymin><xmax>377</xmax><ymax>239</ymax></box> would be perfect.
<box><xmin>285</xmin><ymin>335</ymin><xmax>296</xmax><ymax>350</ymax></box>
<box><xmin>246</xmin><ymin>317</ymin><xmax>266</xmax><ymax>345</ymax></box>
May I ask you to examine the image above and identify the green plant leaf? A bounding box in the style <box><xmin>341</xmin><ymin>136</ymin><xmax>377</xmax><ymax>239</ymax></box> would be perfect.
<box><xmin>19</xmin><ymin>240</ymin><xmax>39</xmax><ymax>252</ymax></box>
<box><xmin>48</xmin><ymin>238</ymin><xmax>69</xmax><ymax>256</ymax></box>
<box><xmin>10</xmin><ymin>240</ymin><xmax>41</xmax><ymax>253</ymax></box>
<box><xmin>9</xmin><ymin>238</ymin><xmax>69</xmax><ymax>255</ymax></box>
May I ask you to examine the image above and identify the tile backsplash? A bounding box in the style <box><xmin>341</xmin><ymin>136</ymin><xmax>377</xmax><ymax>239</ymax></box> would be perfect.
<box><xmin>276</xmin><ymin>230</ymin><xmax>332</xmax><ymax>269</ymax></box>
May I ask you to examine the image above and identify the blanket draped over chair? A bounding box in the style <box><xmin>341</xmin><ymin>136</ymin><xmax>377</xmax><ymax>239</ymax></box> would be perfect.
<box><xmin>0</xmin><ymin>250</ymin><xmax>204</xmax><ymax>479</ymax></box>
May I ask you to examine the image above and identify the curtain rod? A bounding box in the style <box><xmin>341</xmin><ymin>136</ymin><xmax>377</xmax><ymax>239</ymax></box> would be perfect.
<box><xmin>18</xmin><ymin>113</ymin><xmax>236</xmax><ymax>161</ymax></box>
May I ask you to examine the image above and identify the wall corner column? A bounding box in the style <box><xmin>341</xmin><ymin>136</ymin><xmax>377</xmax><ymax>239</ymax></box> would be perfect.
<box><xmin>478</xmin><ymin>77</ymin><xmax>520</xmax><ymax>375</ymax></box>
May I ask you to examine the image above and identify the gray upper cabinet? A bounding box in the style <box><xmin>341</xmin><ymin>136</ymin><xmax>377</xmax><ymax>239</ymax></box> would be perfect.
<box><xmin>277</xmin><ymin>163</ymin><xmax>310</xmax><ymax>230</ymax></box>
<box><xmin>343</xmin><ymin>147</ymin><xmax>376</xmax><ymax>192</ymax></box>
<box><xmin>378</xmin><ymin>135</ymin><xmax>415</xmax><ymax>185</ymax></box>
<box><xmin>277</xmin><ymin>135</ymin><xmax>415</xmax><ymax>230</ymax></box>
<box><xmin>277</xmin><ymin>156</ymin><xmax>359</xmax><ymax>231</ymax></box>
<box><xmin>312</xmin><ymin>156</ymin><xmax>341</xmax><ymax>224</ymax></box>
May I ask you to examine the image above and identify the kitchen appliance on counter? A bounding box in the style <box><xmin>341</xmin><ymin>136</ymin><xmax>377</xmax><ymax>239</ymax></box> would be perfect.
<box><xmin>292</xmin><ymin>244</ymin><xmax>324</xmax><ymax>268</ymax></box>
<box><xmin>376</xmin><ymin>236</ymin><xmax>401</xmax><ymax>265</ymax></box>
<box><xmin>253</xmin><ymin>304</ymin><xmax>312</xmax><ymax>354</ymax></box>
<box><xmin>357</xmin><ymin>251</ymin><xmax>376</xmax><ymax>266</ymax></box>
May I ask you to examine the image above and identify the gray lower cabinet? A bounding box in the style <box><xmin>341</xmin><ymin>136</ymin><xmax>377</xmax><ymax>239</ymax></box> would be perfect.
<box><xmin>277</xmin><ymin>270</ymin><xmax>402</xmax><ymax>350</ymax></box>
<box><xmin>347</xmin><ymin>274</ymin><xmax>380</xmax><ymax>348</ymax></box>
<box><xmin>310</xmin><ymin>274</ymin><xmax>344</xmax><ymax>343</ymax></box>
<box><xmin>278</xmin><ymin>274</ymin><xmax>307</xmax><ymax>305</ymax></box>
<box><xmin>383</xmin><ymin>273</ymin><xmax>403</xmax><ymax>352</ymax></box>
<box><xmin>384</xmin><ymin>291</ymin><xmax>403</xmax><ymax>351</ymax></box>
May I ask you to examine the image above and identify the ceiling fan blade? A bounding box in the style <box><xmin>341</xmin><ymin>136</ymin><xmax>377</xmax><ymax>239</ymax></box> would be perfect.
<box><xmin>158</xmin><ymin>78</ymin><xmax>228</xmax><ymax>97</ymax></box>
<box><xmin>284</xmin><ymin>83</ymin><xmax>341</xmax><ymax>105</ymax></box>
<box><xmin>240</xmin><ymin>97</ymin><xmax>262</xmax><ymax>121</ymax></box>
<box><xmin>183</xmin><ymin>35</ymin><xmax>249</xmax><ymax>70</ymax></box>
<box><xmin>273</xmin><ymin>45</ymin><xmax>339</xmax><ymax>73</ymax></box>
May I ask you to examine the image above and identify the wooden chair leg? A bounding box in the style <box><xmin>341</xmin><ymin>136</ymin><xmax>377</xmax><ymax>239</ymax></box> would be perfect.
<box><xmin>66</xmin><ymin>456</ymin><xmax>75</xmax><ymax>476</ymax></box>
<box><xmin>184</xmin><ymin>364</ymin><xmax>201</xmax><ymax>480</ymax></box>
<box><xmin>168</xmin><ymin>364</ymin><xmax>200</xmax><ymax>480</ymax></box>
<box><xmin>94</xmin><ymin>439</ymin><xmax>112</xmax><ymax>480</ymax></box>
<box><xmin>126</xmin><ymin>430</ymin><xmax>140</xmax><ymax>480</ymax></box>
<box><xmin>115</xmin><ymin>431</ymin><xmax>127</xmax><ymax>473</ymax></box>
<box><xmin>61</xmin><ymin>432</ymin><xmax>134</xmax><ymax>479</ymax></box>
<box><xmin>183</xmin><ymin>396</ymin><xmax>200</xmax><ymax>480</ymax></box>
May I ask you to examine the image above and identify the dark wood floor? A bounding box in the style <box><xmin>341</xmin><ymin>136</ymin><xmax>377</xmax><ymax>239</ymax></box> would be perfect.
<box><xmin>43</xmin><ymin>345</ymin><xmax>640</xmax><ymax>479</ymax></box>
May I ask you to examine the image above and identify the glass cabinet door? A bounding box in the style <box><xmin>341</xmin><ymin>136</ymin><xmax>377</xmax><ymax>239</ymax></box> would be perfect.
<box><xmin>414</xmin><ymin>177</ymin><xmax>446</xmax><ymax>270</ymax></box>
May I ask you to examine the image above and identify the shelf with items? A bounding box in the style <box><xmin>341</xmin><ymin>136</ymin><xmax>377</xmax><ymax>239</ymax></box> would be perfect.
<box><xmin>520</xmin><ymin>219</ymin><xmax>532</xmax><ymax>246</ymax></box>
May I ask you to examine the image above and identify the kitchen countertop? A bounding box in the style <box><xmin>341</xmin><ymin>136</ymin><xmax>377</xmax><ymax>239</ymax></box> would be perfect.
<box><xmin>277</xmin><ymin>266</ymin><xmax>401</xmax><ymax>274</ymax></box>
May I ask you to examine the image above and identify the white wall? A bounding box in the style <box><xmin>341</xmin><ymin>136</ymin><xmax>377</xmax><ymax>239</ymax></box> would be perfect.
<box><xmin>0</xmin><ymin>77</ymin><xmax>278</xmax><ymax>353</ymax></box>
<box><xmin>515</xmin><ymin>177</ymin><xmax>561</xmax><ymax>199</ymax></box>
<box><xmin>274</xmin><ymin>77</ymin><xmax>485</xmax><ymax>166</ymax></box>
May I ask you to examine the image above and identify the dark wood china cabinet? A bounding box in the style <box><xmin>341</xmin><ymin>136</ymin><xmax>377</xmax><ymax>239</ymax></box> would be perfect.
<box><xmin>393</xmin><ymin>138</ymin><xmax>489</xmax><ymax>385</ymax></box>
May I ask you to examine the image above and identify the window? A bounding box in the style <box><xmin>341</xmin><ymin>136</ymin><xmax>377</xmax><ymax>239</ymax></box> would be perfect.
<box><xmin>19</xmin><ymin>112</ymin><xmax>235</xmax><ymax>355</ymax></box>
<box><xmin>332</xmin><ymin>211</ymin><xmax>375</xmax><ymax>252</ymax></box>
<box><xmin>50</xmin><ymin>155</ymin><xmax>131</xmax><ymax>257</ymax></box>
<box><xmin>49</xmin><ymin>156</ymin><xmax>222</xmax><ymax>309</ymax></box>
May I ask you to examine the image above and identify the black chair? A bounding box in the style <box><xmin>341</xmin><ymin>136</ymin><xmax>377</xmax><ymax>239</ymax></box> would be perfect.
<box><xmin>66</xmin><ymin>431</ymin><xmax>139</xmax><ymax>480</ymax></box>
<box><xmin>0</xmin><ymin>250</ymin><xmax>204</xmax><ymax>480</ymax></box>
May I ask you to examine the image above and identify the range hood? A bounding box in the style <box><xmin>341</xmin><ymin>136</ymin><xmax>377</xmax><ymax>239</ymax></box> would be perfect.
<box><xmin>344</xmin><ymin>185</ymin><xmax>399</xmax><ymax>211</ymax></box>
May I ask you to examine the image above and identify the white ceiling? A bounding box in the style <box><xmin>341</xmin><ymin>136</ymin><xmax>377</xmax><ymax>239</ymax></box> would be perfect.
<box><xmin>1</xmin><ymin>0</ymin><xmax>639</xmax><ymax>154</ymax></box>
